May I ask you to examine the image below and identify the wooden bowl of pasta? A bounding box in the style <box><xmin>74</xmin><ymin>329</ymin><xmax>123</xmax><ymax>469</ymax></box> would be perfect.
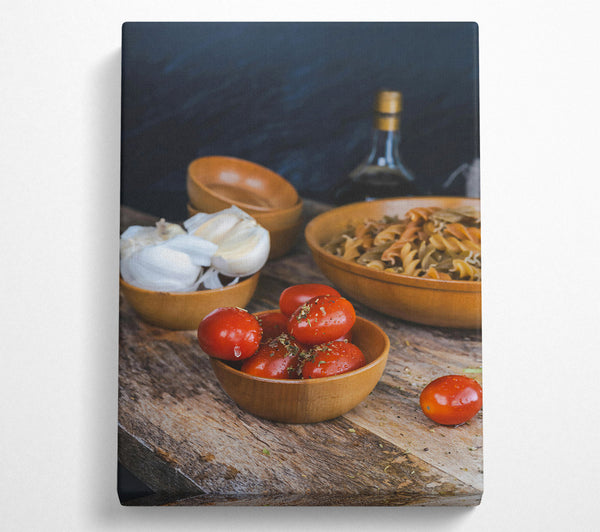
<box><xmin>305</xmin><ymin>197</ymin><xmax>481</xmax><ymax>329</ymax></box>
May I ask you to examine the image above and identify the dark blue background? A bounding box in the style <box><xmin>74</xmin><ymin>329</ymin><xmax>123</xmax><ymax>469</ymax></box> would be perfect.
<box><xmin>121</xmin><ymin>22</ymin><xmax>479</xmax><ymax>220</ymax></box>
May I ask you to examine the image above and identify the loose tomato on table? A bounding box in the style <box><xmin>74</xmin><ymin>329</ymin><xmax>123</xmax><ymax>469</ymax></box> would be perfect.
<box><xmin>279</xmin><ymin>284</ymin><xmax>341</xmax><ymax>317</ymax></box>
<box><xmin>197</xmin><ymin>307</ymin><xmax>262</xmax><ymax>361</ymax></box>
<box><xmin>241</xmin><ymin>334</ymin><xmax>303</xmax><ymax>379</ymax></box>
<box><xmin>419</xmin><ymin>375</ymin><xmax>483</xmax><ymax>426</ymax></box>
<box><xmin>255</xmin><ymin>311</ymin><xmax>288</xmax><ymax>341</ymax></box>
<box><xmin>288</xmin><ymin>295</ymin><xmax>355</xmax><ymax>345</ymax></box>
<box><xmin>301</xmin><ymin>341</ymin><xmax>366</xmax><ymax>379</ymax></box>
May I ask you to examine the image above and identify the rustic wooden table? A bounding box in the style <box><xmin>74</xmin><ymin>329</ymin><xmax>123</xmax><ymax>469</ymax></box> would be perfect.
<box><xmin>118</xmin><ymin>200</ymin><xmax>483</xmax><ymax>506</ymax></box>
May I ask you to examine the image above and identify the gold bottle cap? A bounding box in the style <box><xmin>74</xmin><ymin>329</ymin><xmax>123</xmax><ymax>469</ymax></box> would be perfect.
<box><xmin>373</xmin><ymin>90</ymin><xmax>402</xmax><ymax>131</ymax></box>
<box><xmin>374</xmin><ymin>90</ymin><xmax>402</xmax><ymax>114</ymax></box>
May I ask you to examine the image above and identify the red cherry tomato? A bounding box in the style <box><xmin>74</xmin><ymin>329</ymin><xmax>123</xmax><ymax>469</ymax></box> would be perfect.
<box><xmin>255</xmin><ymin>311</ymin><xmax>288</xmax><ymax>341</ymax></box>
<box><xmin>419</xmin><ymin>375</ymin><xmax>483</xmax><ymax>426</ymax></box>
<box><xmin>197</xmin><ymin>307</ymin><xmax>262</xmax><ymax>361</ymax></box>
<box><xmin>301</xmin><ymin>341</ymin><xmax>366</xmax><ymax>379</ymax></box>
<box><xmin>279</xmin><ymin>284</ymin><xmax>341</xmax><ymax>317</ymax></box>
<box><xmin>241</xmin><ymin>334</ymin><xmax>303</xmax><ymax>379</ymax></box>
<box><xmin>288</xmin><ymin>295</ymin><xmax>355</xmax><ymax>345</ymax></box>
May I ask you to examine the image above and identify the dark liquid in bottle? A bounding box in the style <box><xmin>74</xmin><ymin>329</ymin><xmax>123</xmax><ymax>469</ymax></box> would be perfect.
<box><xmin>332</xmin><ymin>167</ymin><xmax>419</xmax><ymax>205</ymax></box>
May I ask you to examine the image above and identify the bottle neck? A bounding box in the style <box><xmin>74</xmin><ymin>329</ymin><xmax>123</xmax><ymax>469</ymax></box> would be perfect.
<box><xmin>366</xmin><ymin>127</ymin><xmax>402</xmax><ymax>168</ymax></box>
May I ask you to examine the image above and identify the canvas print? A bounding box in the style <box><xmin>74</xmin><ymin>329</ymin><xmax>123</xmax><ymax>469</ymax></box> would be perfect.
<box><xmin>118</xmin><ymin>22</ymin><xmax>481</xmax><ymax>506</ymax></box>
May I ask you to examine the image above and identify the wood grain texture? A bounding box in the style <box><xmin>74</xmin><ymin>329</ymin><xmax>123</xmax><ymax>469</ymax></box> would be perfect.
<box><xmin>118</xmin><ymin>200</ymin><xmax>482</xmax><ymax>505</ymax></box>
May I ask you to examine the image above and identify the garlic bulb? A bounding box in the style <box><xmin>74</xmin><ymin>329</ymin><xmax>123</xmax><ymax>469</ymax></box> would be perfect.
<box><xmin>120</xmin><ymin>218</ymin><xmax>185</xmax><ymax>260</ymax></box>
<box><xmin>120</xmin><ymin>206</ymin><xmax>270</xmax><ymax>292</ymax></box>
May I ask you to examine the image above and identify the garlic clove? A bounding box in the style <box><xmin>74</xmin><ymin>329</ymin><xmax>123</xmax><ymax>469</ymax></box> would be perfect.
<box><xmin>157</xmin><ymin>234</ymin><xmax>218</xmax><ymax>267</ymax></box>
<box><xmin>120</xmin><ymin>245</ymin><xmax>202</xmax><ymax>292</ymax></box>
<box><xmin>184</xmin><ymin>206</ymin><xmax>255</xmax><ymax>245</ymax></box>
<box><xmin>211</xmin><ymin>223</ymin><xmax>270</xmax><ymax>277</ymax></box>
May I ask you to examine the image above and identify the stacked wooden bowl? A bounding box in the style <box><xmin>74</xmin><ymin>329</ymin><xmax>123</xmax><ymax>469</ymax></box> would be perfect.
<box><xmin>186</xmin><ymin>156</ymin><xmax>303</xmax><ymax>259</ymax></box>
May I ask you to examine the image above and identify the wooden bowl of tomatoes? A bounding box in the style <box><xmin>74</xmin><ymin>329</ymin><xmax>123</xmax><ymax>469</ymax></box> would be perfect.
<box><xmin>199</xmin><ymin>284</ymin><xmax>390</xmax><ymax>423</ymax></box>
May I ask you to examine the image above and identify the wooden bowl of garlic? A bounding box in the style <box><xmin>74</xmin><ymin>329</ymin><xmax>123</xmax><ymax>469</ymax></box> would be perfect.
<box><xmin>119</xmin><ymin>207</ymin><xmax>269</xmax><ymax>330</ymax></box>
<box><xmin>120</xmin><ymin>273</ymin><xmax>260</xmax><ymax>330</ymax></box>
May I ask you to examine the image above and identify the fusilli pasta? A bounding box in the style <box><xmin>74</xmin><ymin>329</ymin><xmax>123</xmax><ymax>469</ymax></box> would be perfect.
<box><xmin>322</xmin><ymin>206</ymin><xmax>481</xmax><ymax>281</ymax></box>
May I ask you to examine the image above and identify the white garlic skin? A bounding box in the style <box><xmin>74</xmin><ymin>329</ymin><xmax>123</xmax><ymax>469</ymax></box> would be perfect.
<box><xmin>120</xmin><ymin>219</ymin><xmax>185</xmax><ymax>261</ymax></box>
<box><xmin>120</xmin><ymin>246</ymin><xmax>202</xmax><ymax>292</ymax></box>
<box><xmin>198</xmin><ymin>267</ymin><xmax>239</xmax><ymax>290</ymax></box>
<box><xmin>184</xmin><ymin>206</ymin><xmax>271</xmax><ymax>278</ymax></box>
<box><xmin>158</xmin><ymin>234</ymin><xmax>217</xmax><ymax>267</ymax></box>
<box><xmin>184</xmin><ymin>206</ymin><xmax>253</xmax><ymax>244</ymax></box>
<box><xmin>211</xmin><ymin>222</ymin><xmax>270</xmax><ymax>277</ymax></box>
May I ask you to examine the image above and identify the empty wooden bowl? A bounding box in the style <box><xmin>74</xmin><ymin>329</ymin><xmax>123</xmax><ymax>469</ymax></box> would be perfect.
<box><xmin>119</xmin><ymin>272</ymin><xmax>260</xmax><ymax>330</ymax></box>
<box><xmin>187</xmin><ymin>156</ymin><xmax>299</xmax><ymax>214</ymax></box>
<box><xmin>305</xmin><ymin>197</ymin><xmax>481</xmax><ymax>329</ymax></box>
<box><xmin>209</xmin><ymin>311</ymin><xmax>390</xmax><ymax>423</ymax></box>
<box><xmin>186</xmin><ymin>201</ymin><xmax>303</xmax><ymax>260</ymax></box>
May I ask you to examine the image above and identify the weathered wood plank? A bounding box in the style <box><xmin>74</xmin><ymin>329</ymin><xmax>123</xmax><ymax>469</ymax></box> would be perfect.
<box><xmin>118</xmin><ymin>427</ymin><xmax>203</xmax><ymax>505</ymax></box>
<box><xmin>253</xmin><ymin>268</ymin><xmax>482</xmax><ymax>489</ymax></box>
<box><xmin>119</xmin><ymin>292</ymin><xmax>481</xmax><ymax>503</ymax></box>
<box><xmin>162</xmin><ymin>490</ymin><xmax>481</xmax><ymax>507</ymax></box>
